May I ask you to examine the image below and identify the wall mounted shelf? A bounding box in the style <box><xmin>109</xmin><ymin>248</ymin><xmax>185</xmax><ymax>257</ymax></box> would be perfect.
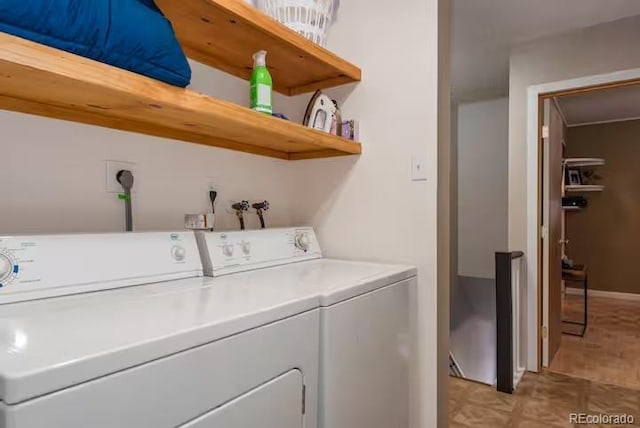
<box><xmin>562</xmin><ymin>206</ymin><xmax>583</xmax><ymax>211</ymax></box>
<box><xmin>563</xmin><ymin>158</ymin><xmax>605</xmax><ymax>168</ymax></box>
<box><xmin>565</xmin><ymin>185</ymin><xmax>605</xmax><ymax>192</ymax></box>
<box><xmin>155</xmin><ymin>0</ymin><xmax>362</xmax><ymax>96</ymax></box>
<box><xmin>0</xmin><ymin>33</ymin><xmax>361</xmax><ymax>160</ymax></box>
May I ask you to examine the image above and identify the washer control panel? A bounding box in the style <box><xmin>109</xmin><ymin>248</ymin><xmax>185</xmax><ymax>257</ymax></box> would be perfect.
<box><xmin>0</xmin><ymin>232</ymin><xmax>203</xmax><ymax>304</ymax></box>
<box><xmin>196</xmin><ymin>227</ymin><xmax>322</xmax><ymax>276</ymax></box>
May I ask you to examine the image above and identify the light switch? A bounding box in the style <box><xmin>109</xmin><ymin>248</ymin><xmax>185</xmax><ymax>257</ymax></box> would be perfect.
<box><xmin>412</xmin><ymin>157</ymin><xmax>428</xmax><ymax>181</ymax></box>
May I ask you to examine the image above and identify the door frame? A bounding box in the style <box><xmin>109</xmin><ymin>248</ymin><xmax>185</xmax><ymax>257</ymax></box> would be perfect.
<box><xmin>525</xmin><ymin>68</ymin><xmax>640</xmax><ymax>371</ymax></box>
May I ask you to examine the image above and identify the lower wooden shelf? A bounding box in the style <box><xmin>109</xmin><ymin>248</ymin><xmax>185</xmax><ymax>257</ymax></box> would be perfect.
<box><xmin>0</xmin><ymin>33</ymin><xmax>361</xmax><ymax>160</ymax></box>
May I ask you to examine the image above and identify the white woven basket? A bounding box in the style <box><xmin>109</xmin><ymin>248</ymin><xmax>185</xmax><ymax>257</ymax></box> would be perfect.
<box><xmin>258</xmin><ymin>0</ymin><xmax>336</xmax><ymax>47</ymax></box>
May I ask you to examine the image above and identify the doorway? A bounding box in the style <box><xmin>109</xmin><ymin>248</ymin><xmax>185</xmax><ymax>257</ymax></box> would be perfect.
<box><xmin>535</xmin><ymin>74</ymin><xmax>640</xmax><ymax>389</ymax></box>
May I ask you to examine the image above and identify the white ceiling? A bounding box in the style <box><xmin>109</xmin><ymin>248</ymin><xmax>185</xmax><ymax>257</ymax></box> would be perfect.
<box><xmin>556</xmin><ymin>84</ymin><xmax>640</xmax><ymax>127</ymax></box>
<box><xmin>452</xmin><ymin>0</ymin><xmax>640</xmax><ymax>102</ymax></box>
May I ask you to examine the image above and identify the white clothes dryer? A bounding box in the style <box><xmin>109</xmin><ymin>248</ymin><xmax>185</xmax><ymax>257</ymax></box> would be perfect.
<box><xmin>197</xmin><ymin>227</ymin><xmax>417</xmax><ymax>428</ymax></box>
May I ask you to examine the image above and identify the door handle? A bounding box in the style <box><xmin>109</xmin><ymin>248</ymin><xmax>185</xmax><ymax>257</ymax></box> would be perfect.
<box><xmin>559</xmin><ymin>239</ymin><xmax>569</xmax><ymax>245</ymax></box>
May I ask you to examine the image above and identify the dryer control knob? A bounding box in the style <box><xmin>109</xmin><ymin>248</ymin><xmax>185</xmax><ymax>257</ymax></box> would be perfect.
<box><xmin>295</xmin><ymin>233</ymin><xmax>310</xmax><ymax>252</ymax></box>
<box><xmin>0</xmin><ymin>253</ymin><xmax>13</xmax><ymax>283</ymax></box>
<box><xmin>171</xmin><ymin>245</ymin><xmax>186</xmax><ymax>262</ymax></box>
<box><xmin>223</xmin><ymin>244</ymin><xmax>234</xmax><ymax>257</ymax></box>
<box><xmin>240</xmin><ymin>241</ymin><xmax>251</xmax><ymax>256</ymax></box>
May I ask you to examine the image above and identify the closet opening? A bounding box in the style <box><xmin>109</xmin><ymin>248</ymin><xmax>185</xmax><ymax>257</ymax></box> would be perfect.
<box><xmin>539</xmin><ymin>80</ymin><xmax>640</xmax><ymax>389</ymax></box>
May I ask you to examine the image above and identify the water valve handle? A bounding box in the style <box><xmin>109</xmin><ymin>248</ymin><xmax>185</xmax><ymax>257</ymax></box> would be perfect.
<box><xmin>232</xmin><ymin>200</ymin><xmax>250</xmax><ymax>230</ymax></box>
<box><xmin>252</xmin><ymin>200</ymin><xmax>269</xmax><ymax>211</ymax></box>
<box><xmin>232</xmin><ymin>201</ymin><xmax>250</xmax><ymax>211</ymax></box>
<box><xmin>252</xmin><ymin>200</ymin><xmax>270</xmax><ymax>229</ymax></box>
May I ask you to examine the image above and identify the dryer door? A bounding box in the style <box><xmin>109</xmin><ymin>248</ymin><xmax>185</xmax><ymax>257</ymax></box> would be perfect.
<box><xmin>180</xmin><ymin>369</ymin><xmax>304</xmax><ymax>428</ymax></box>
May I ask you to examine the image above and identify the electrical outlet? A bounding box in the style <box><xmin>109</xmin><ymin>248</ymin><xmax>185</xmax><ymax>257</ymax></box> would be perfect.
<box><xmin>412</xmin><ymin>157</ymin><xmax>428</xmax><ymax>181</ymax></box>
<box><xmin>105</xmin><ymin>160</ymin><xmax>138</xmax><ymax>193</ymax></box>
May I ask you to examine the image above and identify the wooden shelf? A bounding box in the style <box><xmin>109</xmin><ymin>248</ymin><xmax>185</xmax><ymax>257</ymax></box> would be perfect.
<box><xmin>565</xmin><ymin>185</ymin><xmax>604</xmax><ymax>192</ymax></box>
<box><xmin>0</xmin><ymin>33</ymin><xmax>361</xmax><ymax>160</ymax></box>
<box><xmin>156</xmin><ymin>0</ymin><xmax>361</xmax><ymax>96</ymax></box>
<box><xmin>563</xmin><ymin>158</ymin><xmax>605</xmax><ymax>168</ymax></box>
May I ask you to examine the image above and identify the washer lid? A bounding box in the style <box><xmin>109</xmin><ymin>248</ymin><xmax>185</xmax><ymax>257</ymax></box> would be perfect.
<box><xmin>0</xmin><ymin>273</ymin><xmax>319</xmax><ymax>405</ymax></box>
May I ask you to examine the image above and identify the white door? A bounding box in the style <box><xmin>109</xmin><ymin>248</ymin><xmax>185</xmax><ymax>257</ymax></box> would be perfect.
<box><xmin>180</xmin><ymin>370</ymin><xmax>304</xmax><ymax>428</ymax></box>
<box><xmin>542</xmin><ymin>99</ymin><xmax>564</xmax><ymax>367</ymax></box>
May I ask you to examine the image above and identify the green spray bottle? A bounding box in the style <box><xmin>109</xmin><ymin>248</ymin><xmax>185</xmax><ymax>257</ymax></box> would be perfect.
<box><xmin>250</xmin><ymin>50</ymin><xmax>273</xmax><ymax>114</ymax></box>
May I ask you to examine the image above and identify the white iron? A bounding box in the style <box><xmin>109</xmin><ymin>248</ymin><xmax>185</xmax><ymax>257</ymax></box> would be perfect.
<box><xmin>303</xmin><ymin>90</ymin><xmax>336</xmax><ymax>133</ymax></box>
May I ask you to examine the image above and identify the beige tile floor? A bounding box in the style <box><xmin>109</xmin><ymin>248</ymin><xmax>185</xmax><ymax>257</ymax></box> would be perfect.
<box><xmin>549</xmin><ymin>295</ymin><xmax>640</xmax><ymax>390</ymax></box>
<box><xmin>450</xmin><ymin>295</ymin><xmax>640</xmax><ymax>427</ymax></box>
<box><xmin>449</xmin><ymin>372</ymin><xmax>640</xmax><ymax>427</ymax></box>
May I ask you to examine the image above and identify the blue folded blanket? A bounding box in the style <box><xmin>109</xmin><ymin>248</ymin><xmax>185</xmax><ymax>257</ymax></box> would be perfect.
<box><xmin>0</xmin><ymin>0</ymin><xmax>192</xmax><ymax>87</ymax></box>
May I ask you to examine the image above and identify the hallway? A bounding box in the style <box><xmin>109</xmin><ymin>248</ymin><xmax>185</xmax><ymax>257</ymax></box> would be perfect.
<box><xmin>550</xmin><ymin>295</ymin><xmax>640</xmax><ymax>390</ymax></box>
<box><xmin>449</xmin><ymin>372</ymin><xmax>639</xmax><ymax>427</ymax></box>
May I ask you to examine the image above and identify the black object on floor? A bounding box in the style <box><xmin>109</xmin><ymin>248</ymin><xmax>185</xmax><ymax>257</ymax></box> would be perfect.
<box><xmin>562</xmin><ymin>265</ymin><xmax>588</xmax><ymax>337</ymax></box>
<box><xmin>495</xmin><ymin>250</ymin><xmax>525</xmax><ymax>394</ymax></box>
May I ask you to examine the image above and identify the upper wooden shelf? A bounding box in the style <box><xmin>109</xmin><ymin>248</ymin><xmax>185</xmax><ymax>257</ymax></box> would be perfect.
<box><xmin>155</xmin><ymin>0</ymin><xmax>361</xmax><ymax>95</ymax></box>
<box><xmin>0</xmin><ymin>33</ymin><xmax>361</xmax><ymax>160</ymax></box>
<box><xmin>563</xmin><ymin>158</ymin><xmax>605</xmax><ymax>168</ymax></box>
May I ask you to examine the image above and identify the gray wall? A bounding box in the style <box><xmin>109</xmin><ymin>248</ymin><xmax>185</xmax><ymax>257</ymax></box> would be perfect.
<box><xmin>450</xmin><ymin>98</ymin><xmax>508</xmax><ymax>384</ymax></box>
<box><xmin>450</xmin><ymin>276</ymin><xmax>496</xmax><ymax>384</ymax></box>
<box><xmin>457</xmin><ymin>98</ymin><xmax>509</xmax><ymax>278</ymax></box>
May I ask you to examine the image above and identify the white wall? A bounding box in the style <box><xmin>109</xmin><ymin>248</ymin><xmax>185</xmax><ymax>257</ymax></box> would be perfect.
<box><xmin>0</xmin><ymin>61</ymin><xmax>306</xmax><ymax>234</ymax></box>
<box><xmin>509</xmin><ymin>15</ymin><xmax>640</xmax><ymax>253</ymax></box>
<box><xmin>457</xmin><ymin>98</ymin><xmax>508</xmax><ymax>279</ymax></box>
<box><xmin>0</xmin><ymin>2</ymin><xmax>447</xmax><ymax>425</ymax></box>
<box><xmin>287</xmin><ymin>0</ymin><xmax>447</xmax><ymax>426</ymax></box>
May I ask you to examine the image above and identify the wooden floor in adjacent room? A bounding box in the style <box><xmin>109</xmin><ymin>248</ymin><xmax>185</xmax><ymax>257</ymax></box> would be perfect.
<box><xmin>449</xmin><ymin>372</ymin><xmax>640</xmax><ymax>427</ymax></box>
<box><xmin>549</xmin><ymin>295</ymin><xmax>640</xmax><ymax>390</ymax></box>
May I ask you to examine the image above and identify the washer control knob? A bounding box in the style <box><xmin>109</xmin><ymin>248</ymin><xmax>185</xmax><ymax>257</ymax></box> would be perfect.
<box><xmin>171</xmin><ymin>245</ymin><xmax>186</xmax><ymax>262</ymax></box>
<box><xmin>0</xmin><ymin>254</ymin><xmax>13</xmax><ymax>283</ymax></box>
<box><xmin>295</xmin><ymin>232</ymin><xmax>311</xmax><ymax>252</ymax></box>
<box><xmin>240</xmin><ymin>241</ymin><xmax>251</xmax><ymax>256</ymax></box>
<box><xmin>223</xmin><ymin>244</ymin><xmax>234</xmax><ymax>257</ymax></box>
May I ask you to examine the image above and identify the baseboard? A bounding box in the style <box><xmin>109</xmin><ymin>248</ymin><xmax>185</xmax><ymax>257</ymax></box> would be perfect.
<box><xmin>566</xmin><ymin>287</ymin><xmax>640</xmax><ymax>301</ymax></box>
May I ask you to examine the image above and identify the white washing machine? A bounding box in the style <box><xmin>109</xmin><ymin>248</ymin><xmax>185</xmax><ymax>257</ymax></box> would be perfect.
<box><xmin>0</xmin><ymin>231</ymin><xmax>320</xmax><ymax>428</ymax></box>
<box><xmin>197</xmin><ymin>227</ymin><xmax>417</xmax><ymax>428</ymax></box>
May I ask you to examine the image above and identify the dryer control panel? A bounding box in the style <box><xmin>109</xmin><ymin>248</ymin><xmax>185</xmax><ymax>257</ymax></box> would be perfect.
<box><xmin>0</xmin><ymin>232</ymin><xmax>203</xmax><ymax>304</ymax></box>
<box><xmin>197</xmin><ymin>227</ymin><xmax>322</xmax><ymax>276</ymax></box>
